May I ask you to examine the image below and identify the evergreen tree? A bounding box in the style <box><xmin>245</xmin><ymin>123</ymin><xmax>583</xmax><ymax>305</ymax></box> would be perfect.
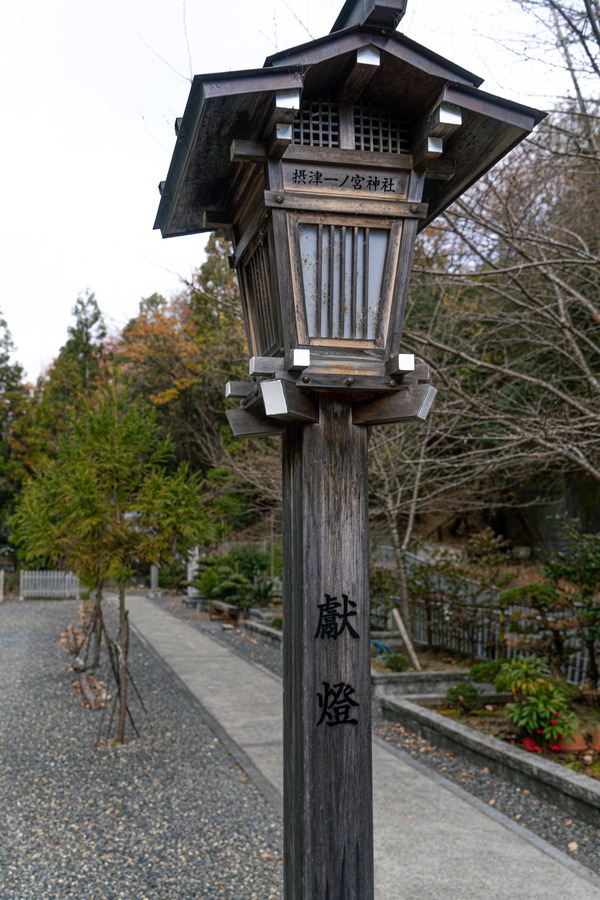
<box><xmin>12</xmin><ymin>375</ymin><xmax>212</xmax><ymax>742</ymax></box>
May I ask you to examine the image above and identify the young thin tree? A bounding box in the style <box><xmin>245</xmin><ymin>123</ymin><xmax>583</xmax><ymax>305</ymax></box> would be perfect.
<box><xmin>13</xmin><ymin>376</ymin><xmax>212</xmax><ymax>742</ymax></box>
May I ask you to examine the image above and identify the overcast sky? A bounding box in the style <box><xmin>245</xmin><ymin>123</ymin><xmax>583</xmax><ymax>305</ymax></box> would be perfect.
<box><xmin>1</xmin><ymin>0</ymin><xmax>566</xmax><ymax>381</ymax></box>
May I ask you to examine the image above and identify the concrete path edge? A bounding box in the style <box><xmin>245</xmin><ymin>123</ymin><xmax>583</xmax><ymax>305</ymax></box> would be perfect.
<box><xmin>128</xmin><ymin>601</ymin><xmax>600</xmax><ymax>891</ymax></box>
<box><xmin>129</xmin><ymin>615</ymin><xmax>284</xmax><ymax>817</ymax></box>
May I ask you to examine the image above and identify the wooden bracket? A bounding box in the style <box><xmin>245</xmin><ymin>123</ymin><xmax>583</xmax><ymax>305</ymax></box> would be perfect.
<box><xmin>411</xmin><ymin>135</ymin><xmax>443</xmax><ymax>171</ymax></box>
<box><xmin>424</xmin><ymin>158</ymin><xmax>456</xmax><ymax>182</ymax></box>
<box><xmin>230</xmin><ymin>139</ymin><xmax>268</xmax><ymax>164</ymax></box>
<box><xmin>352</xmin><ymin>385</ymin><xmax>437</xmax><ymax>425</ymax></box>
<box><xmin>285</xmin><ymin>348</ymin><xmax>311</xmax><ymax>373</ymax></box>
<box><xmin>226</xmin><ymin>408</ymin><xmax>285</xmax><ymax>438</ymax></box>
<box><xmin>385</xmin><ymin>356</ymin><xmax>430</xmax><ymax>383</ymax></box>
<box><xmin>268</xmin><ymin>122</ymin><xmax>293</xmax><ymax>161</ymax></box>
<box><xmin>261</xmin><ymin>380</ymin><xmax>319</xmax><ymax>423</ymax></box>
<box><xmin>337</xmin><ymin>46</ymin><xmax>381</xmax><ymax>102</ymax></box>
<box><xmin>385</xmin><ymin>353</ymin><xmax>415</xmax><ymax>376</ymax></box>
<box><xmin>225</xmin><ymin>381</ymin><xmax>256</xmax><ymax>400</ymax></box>
<box><xmin>404</xmin><ymin>361</ymin><xmax>431</xmax><ymax>384</ymax></box>
<box><xmin>203</xmin><ymin>210</ymin><xmax>234</xmax><ymax>230</ymax></box>
<box><xmin>262</xmin><ymin>90</ymin><xmax>301</xmax><ymax>142</ymax></box>
<box><xmin>411</xmin><ymin>101</ymin><xmax>462</xmax><ymax>171</ymax></box>
<box><xmin>249</xmin><ymin>356</ymin><xmax>286</xmax><ymax>377</ymax></box>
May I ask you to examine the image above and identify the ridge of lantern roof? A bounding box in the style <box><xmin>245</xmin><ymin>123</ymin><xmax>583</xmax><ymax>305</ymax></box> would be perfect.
<box><xmin>264</xmin><ymin>25</ymin><xmax>482</xmax><ymax>88</ymax></box>
<box><xmin>330</xmin><ymin>0</ymin><xmax>409</xmax><ymax>33</ymax></box>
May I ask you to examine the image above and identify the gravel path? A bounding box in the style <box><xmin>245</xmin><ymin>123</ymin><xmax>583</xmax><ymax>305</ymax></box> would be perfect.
<box><xmin>0</xmin><ymin>600</ymin><xmax>283</xmax><ymax>900</ymax></box>
<box><xmin>154</xmin><ymin>595</ymin><xmax>600</xmax><ymax>881</ymax></box>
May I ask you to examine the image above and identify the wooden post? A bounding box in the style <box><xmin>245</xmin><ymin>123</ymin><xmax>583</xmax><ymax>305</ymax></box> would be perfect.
<box><xmin>283</xmin><ymin>394</ymin><xmax>374</xmax><ymax>899</ymax></box>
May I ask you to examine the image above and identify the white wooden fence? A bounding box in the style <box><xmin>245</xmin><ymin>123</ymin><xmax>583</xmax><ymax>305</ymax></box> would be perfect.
<box><xmin>19</xmin><ymin>570</ymin><xmax>80</xmax><ymax>601</ymax></box>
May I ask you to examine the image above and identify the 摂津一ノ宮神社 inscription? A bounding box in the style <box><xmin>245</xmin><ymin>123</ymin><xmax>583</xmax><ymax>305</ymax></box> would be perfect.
<box><xmin>283</xmin><ymin>162</ymin><xmax>409</xmax><ymax>197</ymax></box>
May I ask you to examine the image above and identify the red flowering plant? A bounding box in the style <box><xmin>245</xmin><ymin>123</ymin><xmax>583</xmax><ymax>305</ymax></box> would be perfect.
<box><xmin>493</xmin><ymin>656</ymin><xmax>576</xmax><ymax>751</ymax></box>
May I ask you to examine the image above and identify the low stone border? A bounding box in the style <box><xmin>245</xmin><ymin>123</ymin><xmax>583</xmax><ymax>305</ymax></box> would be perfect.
<box><xmin>245</xmin><ymin>620</ymin><xmax>283</xmax><ymax>649</ymax></box>
<box><xmin>381</xmin><ymin>695</ymin><xmax>600</xmax><ymax>828</ymax></box>
<box><xmin>248</xmin><ymin>607</ymin><xmax>283</xmax><ymax>624</ymax></box>
<box><xmin>371</xmin><ymin>669</ymin><xmax>471</xmax><ymax>700</ymax></box>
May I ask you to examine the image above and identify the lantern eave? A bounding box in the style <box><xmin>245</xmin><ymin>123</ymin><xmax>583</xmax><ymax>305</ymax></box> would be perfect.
<box><xmin>155</xmin><ymin>26</ymin><xmax>545</xmax><ymax>241</ymax></box>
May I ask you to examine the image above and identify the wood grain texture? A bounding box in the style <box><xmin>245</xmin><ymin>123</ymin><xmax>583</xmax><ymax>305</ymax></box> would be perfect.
<box><xmin>352</xmin><ymin>384</ymin><xmax>437</xmax><ymax>424</ymax></box>
<box><xmin>225</xmin><ymin>408</ymin><xmax>285</xmax><ymax>438</ymax></box>
<box><xmin>283</xmin><ymin>397</ymin><xmax>374</xmax><ymax>899</ymax></box>
<box><xmin>265</xmin><ymin>190</ymin><xmax>427</xmax><ymax>218</ymax></box>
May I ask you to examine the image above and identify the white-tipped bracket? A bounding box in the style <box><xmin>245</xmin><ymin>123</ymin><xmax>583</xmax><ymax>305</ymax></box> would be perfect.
<box><xmin>352</xmin><ymin>385</ymin><xmax>437</xmax><ymax>426</ymax></box>
<box><xmin>261</xmin><ymin>381</ymin><xmax>288</xmax><ymax>417</ymax></box>
<box><xmin>356</xmin><ymin>46</ymin><xmax>380</xmax><ymax>67</ymax></box>
<box><xmin>285</xmin><ymin>348</ymin><xmax>311</xmax><ymax>372</ymax></box>
<box><xmin>225</xmin><ymin>381</ymin><xmax>255</xmax><ymax>399</ymax></box>
<box><xmin>416</xmin><ymin>385</ymin><xmax>437</xmax><ymax>420</ymax></box>
<box><xmin>260</xmin><ymin>380</ymin><xmax>319</xmax><ymax>423</ymax></box>
<box><xmin>249</xmin><ymin>356</ymin><xmax>285</xmax><ymax>377</ymax></box>
<box><xmin>385</xmin><ymin>353</ymin><xmax>415</xmax><ymax>376</ymax></box>
<box><xmin>275</xmin><ymin>89</ymin><xmax>301</xmax><ymax>110</ymax></box>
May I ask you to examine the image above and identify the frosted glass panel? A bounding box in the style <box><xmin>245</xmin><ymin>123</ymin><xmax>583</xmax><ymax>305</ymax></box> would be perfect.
<box><xmin>299</xmin><ymin>224</ymin><xmax>388</xmax><ymax>341</ymax></box>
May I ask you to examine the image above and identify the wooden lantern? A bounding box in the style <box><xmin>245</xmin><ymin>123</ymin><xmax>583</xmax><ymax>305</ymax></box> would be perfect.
<box><xmin>154</xmin><ymin>4</ymin><xmax>545</xmax><ymax>897</ymax></box>
<box><xmin>155</xmin><ymin>3</ymin><xmax>544</xmax><ymax>431</ymax></box>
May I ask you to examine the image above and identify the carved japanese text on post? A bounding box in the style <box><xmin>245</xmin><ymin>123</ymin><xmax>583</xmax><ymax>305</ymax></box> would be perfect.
<box><xmin>316</xmin><ymin>681</ymin><xmax>359</xmax><ymax>726</ymax></box>
<box><xmin>314</xmin><ymin>593</ymin><xmax>360</xmax><ymax>640</ymax></box>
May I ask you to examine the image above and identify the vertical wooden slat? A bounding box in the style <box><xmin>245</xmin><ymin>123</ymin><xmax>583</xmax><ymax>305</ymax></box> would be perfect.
<box><xmin>340</xmin><ymin>226</ymin><xmax>347</xmax><ymax>338</ymax></box>
<box><xmin>316</xmin><ymin>224</ymin><xmax>323</xmax><ymax>337</ymax></box>
<box><xmin>351</xmin><ymin>227</ymin><xmax>358</xmax><ymax>338</ymax></box>
<box><xmin>258</xmin><ymin>241</ymin><xmax>274</xmax><ymax>350</ymax></box>
<box><xmin>257</xmin><ymin>243</ymin><xmax>269</xmax><ymax>347</ymax></box>
<box><xmin>327</xmin><ymin>225</ymin><xmax>335</xmax><ymax>338</ymax></box>
<box><xmin>362</xmin><ymin>228</ymin><xmax>370</xmax><ymax>340</ymax></box>
<box><xmin>250</xmin><ymin>257</ymin><xmax>267</xmax><ymax>355</ymax></box>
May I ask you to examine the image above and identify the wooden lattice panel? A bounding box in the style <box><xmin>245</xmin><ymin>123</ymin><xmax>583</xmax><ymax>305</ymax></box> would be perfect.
<box><xmin>293</xmin><ymin>99</ymin><xmax>340</xmax><ymax>148</ymax></box>
<box><xmin>354</xmin><ymin>106</ymin><xmax>410</xmax><ymax>153</ymax></box>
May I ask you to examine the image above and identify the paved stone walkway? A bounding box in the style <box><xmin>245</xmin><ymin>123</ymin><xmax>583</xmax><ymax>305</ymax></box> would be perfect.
<box><xmin>124</xmin><ymin>595</ymin><xmax>600</xmax><ymax>900</ymax></box>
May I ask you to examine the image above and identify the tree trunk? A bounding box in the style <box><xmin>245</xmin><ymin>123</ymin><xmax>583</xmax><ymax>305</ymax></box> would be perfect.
<box><xmin>389</xmin><ymin>517</ymin><xmax>413</xmax><ymax>639</ymax></box>
<box><xmin>92</xmin><ymin>583</ymin><xmax>103</xmax><ymax>668</ymax></box>
<box><xmin>117</xmin><ymin>584</ymin><xmax>128</xmax><ymax>743</ymax></box>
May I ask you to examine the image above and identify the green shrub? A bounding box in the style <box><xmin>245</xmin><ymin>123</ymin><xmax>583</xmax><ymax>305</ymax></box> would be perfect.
<box><xmin>210</xmin><ymin>566</ymin><xmax>251</xmax><ymax>609</ymax></box>
<box><xmin>446</xmin><ymin>683</ymin><xmax>482</xmax><ymax>712</ymax></box>
<box><xmin>270</xmin><ymin>617</ymin><xmax>283</xmax><ymax>630</ymax></box>
<box><xmin>470</xmin><ymin>661</ymin><xmax>502</xmax><ymax>683</ymax></box>
<box><xmin>248</xmin><ymin>576</ymin><xmax>277</xmax><ymax>607</ymax></box>
<box><xmin>191</xmin><ymin>557</ymin><xmax>223</xmax><ymax>597</ymax></box>
<box><xmin>158</xmin><ymin>558</ymin><xmax>187</xmax><ymax>591</ymax></box>
<box><xmin>228</xmin><ymin>544</ymin><xmax>268</xmax><ymax>581</ymax></box>
<box><xmin>493</xmin><ymin>656</ymin><xmax>576</xmax><ymax>746</ymax></box>
<box><xmin>493</xmin><ymin>655</ymin><xmax>551</xmax><ymax>694</ymax></box>
<box><xmin>385</xmin><ymin>653</ymin><xmax>410</xmax><ymax>672</ymax></box>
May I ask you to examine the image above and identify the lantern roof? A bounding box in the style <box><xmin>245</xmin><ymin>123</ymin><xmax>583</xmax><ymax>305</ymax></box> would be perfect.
<box><xmin>154</xmin><ymin>20</ymin><xmax>545</xmax><ymax>239</ymax></box>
